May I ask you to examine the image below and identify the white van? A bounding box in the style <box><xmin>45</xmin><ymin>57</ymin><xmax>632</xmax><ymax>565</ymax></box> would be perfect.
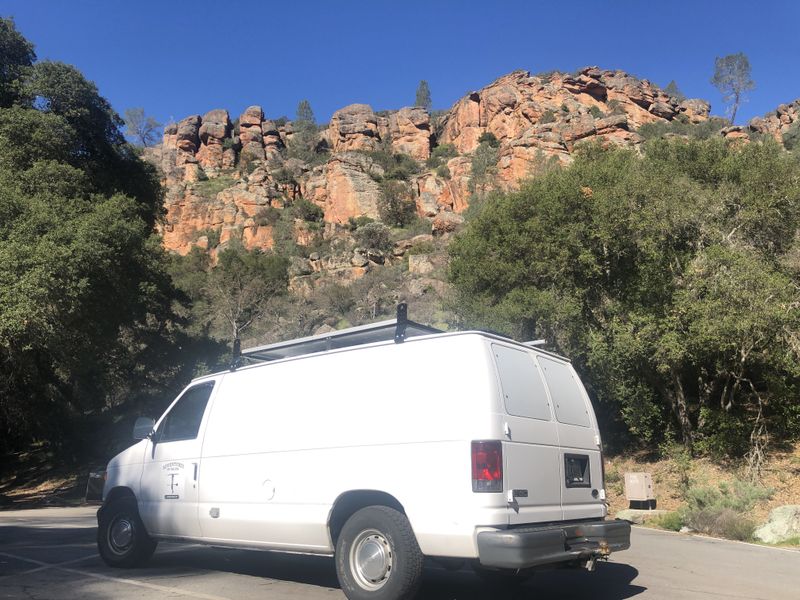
<box><xmin>97</xmin><ymin>306</ymin><xmax>630</xmax><ymax>599</ymax></box>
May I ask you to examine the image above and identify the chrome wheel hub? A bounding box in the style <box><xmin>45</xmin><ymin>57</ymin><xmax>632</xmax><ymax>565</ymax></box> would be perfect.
<box><xmin>350</xmin><ymin>529</ymin><xmax>392</xmax><ymax>590</ymax></box>
<box><xmin>109</xmin><ymin>517</ymin><xmax>133</xmax><ymax>554</ymax></box>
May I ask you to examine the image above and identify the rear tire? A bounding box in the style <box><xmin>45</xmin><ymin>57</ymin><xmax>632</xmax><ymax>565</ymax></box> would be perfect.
<box><xmin>335</xmin><ymin>505</ymin><xmax>424</xmax><ymax>600</ymax></box>
<box><xmin>97</xmin><ymin>497</ymin><xmax>157</xmax><ymax>567</ymax></box>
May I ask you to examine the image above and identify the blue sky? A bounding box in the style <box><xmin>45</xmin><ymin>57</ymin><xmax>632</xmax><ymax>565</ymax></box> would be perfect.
<box><xmin>4</xmin><ymin>0</ymin><xmax>799</xmax><ymax>128</ymax></box>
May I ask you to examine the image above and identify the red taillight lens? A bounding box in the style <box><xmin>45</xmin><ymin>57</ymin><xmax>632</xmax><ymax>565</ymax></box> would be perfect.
<box><xmin>471</xmin><ymin>440</ymin><xmax>503</xmax><ymax>493</ymax></box>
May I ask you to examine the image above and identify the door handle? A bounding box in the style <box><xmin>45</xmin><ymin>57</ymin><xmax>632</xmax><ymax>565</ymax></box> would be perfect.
<box><xmin>193</xmin><ymin>463</ymin><xmax>198</xmax><ymax>481</ymax></box>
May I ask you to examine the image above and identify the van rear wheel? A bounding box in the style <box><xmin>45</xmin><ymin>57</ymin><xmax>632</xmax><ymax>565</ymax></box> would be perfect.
<box><xmin>335</xmin><ymin>506</ymin><xmax>423</xmax><ymax>600</ymax></box>
<box><xmin>97</xmin><ymin>497</ymin><xmax>157</xmax><ymax>568</ymax></box>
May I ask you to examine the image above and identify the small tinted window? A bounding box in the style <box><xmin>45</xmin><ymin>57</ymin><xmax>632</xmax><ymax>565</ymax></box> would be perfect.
<box><xmin>493</xmin><ymin>344</ymin><xmax>551</xmax><ymax>420</ymax></box>
<box><xmin>157</xmin><ymin>383</ymin><xmax>214</xmax><ymax>443</ymax></box>
<box><xmin>538</xmin><ymin>357</ymin><xmax>590</xmax><ymax>427</ymax></box>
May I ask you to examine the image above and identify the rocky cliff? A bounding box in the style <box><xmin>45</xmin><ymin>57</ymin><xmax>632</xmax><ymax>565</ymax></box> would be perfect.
<box><xmin>147</xmin><ymin>66</ymin><xmax>716</xmax><ymax>257</ymax></box>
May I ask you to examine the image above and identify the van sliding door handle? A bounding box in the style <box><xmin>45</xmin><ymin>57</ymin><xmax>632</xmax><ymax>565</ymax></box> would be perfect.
<box><xmin>193</xmin><ymin>463</ymin><xmax>198</xmax><ymax>481</ymax></box>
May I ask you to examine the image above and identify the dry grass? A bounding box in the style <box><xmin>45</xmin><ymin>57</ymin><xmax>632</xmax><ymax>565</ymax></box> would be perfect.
<box><xmin>606</xmin><ymin>442</ymin><xmax>800</xmax><ymax>528</ymax></box>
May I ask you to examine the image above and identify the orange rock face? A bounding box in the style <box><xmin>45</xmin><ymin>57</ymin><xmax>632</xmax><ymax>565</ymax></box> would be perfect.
<box><xmin>440</xmin><ymin>68</ymin><xmax>708</xmax><ymax>154</ymax></box>
<box><xmin>388</xmin><ymin>107</ymin><xmax>431</xmax><ymax>160</ymax></box>
<box><xmin>303</xmin><ymin>153</ymin><xmax>382</xmax><ymax>224</ymax></box>
<box><xmin>151</xmin><ymin>67</ymin><xmax>717</xmax><ymax>258</ymax></box>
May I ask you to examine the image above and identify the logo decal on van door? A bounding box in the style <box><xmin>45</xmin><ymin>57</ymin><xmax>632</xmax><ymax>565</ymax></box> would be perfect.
<box><xmin>162</xmin><ymin>461</ymin><xmax>185</xmax><ymax>499</ymax></box>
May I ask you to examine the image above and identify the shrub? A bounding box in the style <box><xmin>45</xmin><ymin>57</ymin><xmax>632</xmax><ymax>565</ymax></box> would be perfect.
<box><xmin>378</xmin><ymin>179</ymin><xmax>417</xmax><ymax>227</ymax></box>
<box><xmin>477</xmin><ymin>131</ymin><xmax>499</xmax><ymax>147</ymax></box>
<box><xmin>468</xmin><ymin>141</ymin><xmax>499</xmax><ymax>194</ymax></box>
<box><xmin>193</xmin><ymin>176</ymin><xmax>236</xmax><ymax>198</ymax></box>
<box><xmin>347</xmin><ymin>215</ymin><xmax>374</xmax><ymax>231</ymax></box>
<box><xmin>638</xmin><ymin>116</ymin><xmax>728</xmax><ymax>141</ymax></box>
<box><xmin>368</xmin><ymin>147</ymin><xmax>420</xmax><ymax>181</ymax></box>
<box><xmin>436</xmin><ymin>164</ymin><xmax>451</xmax><ymax>179</ymax></box>
<box><xmin>682</xmin><ymin>480</ymin><xmax>772</xmax><ymax>540</ymax></box>
<box><xmin>254</xmin><ymin>206</ymin><xmax>281</xmax><ymax>227</ymax></box>
<box><xmin>354</xmin><ymin>222</ymin><xmax>392</xmax><ymax>252</ymax></box>
<box><xmin>407</xmin><ymin>240</ymin><xmax>435</xmax><ymax>256</ymax></box>
<box><xmin>291</xmin><ymin>197</ymin><xmax>324</xmax><ymax>222</ymax></box>
<box><xmin>539</xmin><ymin>109</ymin><xmax>556</xmax><ymax>124</ymax></box>
<box><xmin>195</xmin><ymin>227</ymin><xmax>220</xmax><ymax>249</ymax></box>
<box><xmin>588</xmin><ymin>105</ymin><xmax>605</xmax><ymax>119</ymax></box>
<box><xmin>323</xmin><ymin>283</ymin><xmax>356</xmax><ymax>315</ymax></box>
<box><xmin>782</xmin><ymin>122</ymin><xmax>800</xmax><ymax>151</ymax></box>
<box><xmin>653</xmin><ymin>511</ymin><xmax>684</xmax><ymax>532</ymax></box>
<box><xmin>426</xmin><ymin>143</ymin><xmax>458</xmax><ymax>169</ymax></box>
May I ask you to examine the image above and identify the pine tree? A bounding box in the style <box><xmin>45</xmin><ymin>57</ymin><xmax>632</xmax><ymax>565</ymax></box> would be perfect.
<box><xmin>415</xmin><ymin>80</ymin><xmax>432</xmax><ymax>111</ymax></box>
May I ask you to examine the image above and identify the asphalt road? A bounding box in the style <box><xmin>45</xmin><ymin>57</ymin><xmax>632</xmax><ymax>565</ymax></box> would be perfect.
<box><xmin>0</xmin><ymin>506</ymin><xmax>797</xmax><ymax>599</ymax></box>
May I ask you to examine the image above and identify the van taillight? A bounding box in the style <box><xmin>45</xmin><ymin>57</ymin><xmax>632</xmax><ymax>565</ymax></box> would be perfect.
<box><xmin>471</xmin><ymin>440</ymin><xmax>503</xmax><ymax>493</ymax></box>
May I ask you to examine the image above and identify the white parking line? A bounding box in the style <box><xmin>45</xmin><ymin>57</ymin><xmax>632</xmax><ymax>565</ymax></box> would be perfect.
<box><xmin>0</xmin><ymin>547</ymin><xmax>235</xmax><ymax>599</ymax></box>
<box><xmin>57</xmin><ymin>565</ymin><xmax>235</xmax><ymax>600</ymax></box>
<box><xmin>13</xmin><ymin>553</ymin><xmax>99</xmax><ymax>575</ymax></box>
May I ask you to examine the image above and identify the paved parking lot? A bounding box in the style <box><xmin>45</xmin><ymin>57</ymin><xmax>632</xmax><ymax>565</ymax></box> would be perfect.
<box><xmin>1</xmin><ymin>506</ymin><xmax>798</xmax><ymax>599</ymax></box>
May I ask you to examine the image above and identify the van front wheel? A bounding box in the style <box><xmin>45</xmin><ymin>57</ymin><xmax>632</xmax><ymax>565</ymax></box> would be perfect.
<box><xmin>97</xmin><ymin>497</ymin><xmax>157</xmax><ymax>568</ymax></box>
<box><xmin>335</xmin><ymin>506</ymin><xmax>423</xmax><ymax>600</ymax></box>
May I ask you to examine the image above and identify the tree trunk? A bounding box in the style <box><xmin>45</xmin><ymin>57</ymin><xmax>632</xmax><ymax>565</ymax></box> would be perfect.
<box><xmin>664</xmin><ymin>368</ymin><xmax>694</xmax><ymax>449</ymax></box>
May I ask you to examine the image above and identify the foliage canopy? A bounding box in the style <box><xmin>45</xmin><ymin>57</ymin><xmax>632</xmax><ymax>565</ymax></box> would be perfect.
<box><xmin>449</xmin><ymin>139</ymin><xmax>800</xmax><ymax>458</ymax></box>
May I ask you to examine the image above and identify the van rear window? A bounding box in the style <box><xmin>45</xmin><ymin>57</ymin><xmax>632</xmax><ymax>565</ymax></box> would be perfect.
<box><xmin>492</xmin><ymin>344</ymin><xmax>551</xmax><ymax>421</ymax></box>
<box><xmin>538</xmin><ymin>357</ymin><xmax>590</xmax><ymax>427</ymax></box>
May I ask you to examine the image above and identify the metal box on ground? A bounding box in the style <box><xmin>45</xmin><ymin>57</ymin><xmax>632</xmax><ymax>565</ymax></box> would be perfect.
<box><xmin>624</xmin><ymin>472</ymin><xmax>656</xmax><ymax>509</ymax></box>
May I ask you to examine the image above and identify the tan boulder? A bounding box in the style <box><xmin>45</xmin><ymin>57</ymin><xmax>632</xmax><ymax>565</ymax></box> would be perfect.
<box><xmin>261</xmin><ymin>119</ymin><xmax>285</xmax><ymax>157</ymax></box>
<box><xmin>176</xmin><ymin>115</ymin><xmax>201</xmax><ymax>153</ymax></box>
<box><xmin>678</xmin><ymin>98</ymin><xmax>712</xmax><ymax>124</ymax></box>
<box><xmin>748</xmin><ymin>99</ymin><xmax>800</xmax><ymax>145</ymax></box>
<box><xmin>432</xmin><ymin>210</ymin><xmax>464</xmax><ymax>235</ymax></box>
<box><xmin>196</xmin><ymin>109</ymin><xmax>231</xmax><ymax>171</ymax></box>
<box><xmin>388</xmin><ymin>107</ymin><xmax>431</xmax><ymax>159</ymax></box>
<box><xmin>328</xmin><ymin>104</ymin><xmax>381</xmax><ymax>153</ymax></box>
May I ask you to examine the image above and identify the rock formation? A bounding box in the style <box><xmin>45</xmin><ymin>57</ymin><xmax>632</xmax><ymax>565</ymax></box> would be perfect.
<box><xmin>147</xmin><ymin>66</ymin><xmax>711</xmax><ymax>257</ymax></box>
<box><xmin>748</xmin><ymin>99</ymin><xmax>800</xmax><ymax>145</ymax></box>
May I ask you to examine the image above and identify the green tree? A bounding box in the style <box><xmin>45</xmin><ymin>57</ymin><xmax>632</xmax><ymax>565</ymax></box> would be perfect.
<box><xmin>468</xmin><ymin>139</ymin><xmax>499</xmax><ymax>195</ymax></box>
<box><xmin>378</xmin><ymin>179</ymin><xmax>416</xmax><ymax>227</ymax></box>
<box><xmin>415</xmin><ymin>80</ymin><xmax>432</xmax><ymax>111</ymax></box>
<box><xmin>0</xmin><ymin>21</ymin><xmax>190</xmax><ymax>453</ymax></box>
<box><xmin>663</xmin><ymin>80</ymin><xmax>686</xmax><ymax>102</ymax></box>
<box><xmin>204</xmin><ymin>244</ymin><xmax>289</xmax><ymax>344</ymax></box>
<box><xmin>449</xmin><ymin>139</ymin><xmax>800</xmax><ymax>461</ymax></box>
<box><xmin>711</xmin><ymin>53</ymin><xmax>755</xmax><ymax>124</ymax></box>
<box><xmin>124</xmin><ymin>107</ymin><xmax>162</xmax><ymax>147</ymax></box>
<box><xmin>0</xmin><ymin>17</ymin><xmax>35</xmax><ymax>107</ymax></box>
<box><xmin>287</xmin><ymin>99</ymin><xmax>321</xmax><ymax>164</ymax></box>
<box><xmin>295</xmin><ymin>99</ymin><xmax>315</xmax><ymax>125</ymax></box>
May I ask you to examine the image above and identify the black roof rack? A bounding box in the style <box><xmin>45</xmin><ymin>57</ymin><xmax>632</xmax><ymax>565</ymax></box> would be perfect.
<box><xmin>235</xmin><ymin>303</ymin><xmax>441</xmax><ymax>366</ymax></box>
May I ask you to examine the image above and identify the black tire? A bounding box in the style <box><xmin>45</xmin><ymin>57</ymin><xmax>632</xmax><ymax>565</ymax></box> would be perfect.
<box><xmin>471</xmin><ymin>564</ymin><xmax>531</xmax><ymax>588</ymax></box>
<box><xmin>335</xmin><ymin>505</ymin><xmax>424</xmax><ymax>600</ymax></box>
<box><xmin>97</xmin><ymin>496</ymin><xmax>157</xmax><ymax>567</ymax></box>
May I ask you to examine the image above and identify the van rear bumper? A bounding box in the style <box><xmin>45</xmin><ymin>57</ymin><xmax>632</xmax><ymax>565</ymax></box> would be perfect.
<box><xmin>477</xmin><ymin>519</ymin><xmax>631</xmax><ymax>569</ymax></box>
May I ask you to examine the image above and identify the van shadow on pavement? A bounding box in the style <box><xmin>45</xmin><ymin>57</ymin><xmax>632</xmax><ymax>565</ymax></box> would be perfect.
<box><xmin>113</xmin><ymin>545</ymin><xmax>647</xmax><ymax>599</ymax></box>
<box><xmin>0</xmin><ymin>518</ymin><xmax>646</xmax><ymax>600</ymax></box>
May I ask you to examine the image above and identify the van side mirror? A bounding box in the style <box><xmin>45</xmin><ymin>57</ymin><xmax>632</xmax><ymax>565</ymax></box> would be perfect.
<box><xmin>132</xmin><ymin>417</ymin><xmax>155</xmax><ymax>440</ymax></box>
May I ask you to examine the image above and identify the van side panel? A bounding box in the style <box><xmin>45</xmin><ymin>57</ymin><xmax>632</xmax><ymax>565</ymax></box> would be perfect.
<box><xmin>197</xmin><ymin>334</ymin><xmax>504</xmax><ymax>557</ymax></box>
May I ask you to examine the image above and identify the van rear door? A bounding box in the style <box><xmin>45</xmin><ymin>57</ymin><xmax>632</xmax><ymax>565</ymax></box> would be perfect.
<box><xmin>537</xmin><ymin>356</ymin><xmax>605</xmax><ymax>521</ymax></box>
<box><xmin>491</xmin><ymin>343</ymin><xmax>562</xmax><ymax>524</ymax></box>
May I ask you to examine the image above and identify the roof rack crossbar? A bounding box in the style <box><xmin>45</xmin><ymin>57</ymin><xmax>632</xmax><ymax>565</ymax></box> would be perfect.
<box><xmin>238</xmin><ymin>304</ymin><xmax>441</xmax><ymax>366</ymax></box>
